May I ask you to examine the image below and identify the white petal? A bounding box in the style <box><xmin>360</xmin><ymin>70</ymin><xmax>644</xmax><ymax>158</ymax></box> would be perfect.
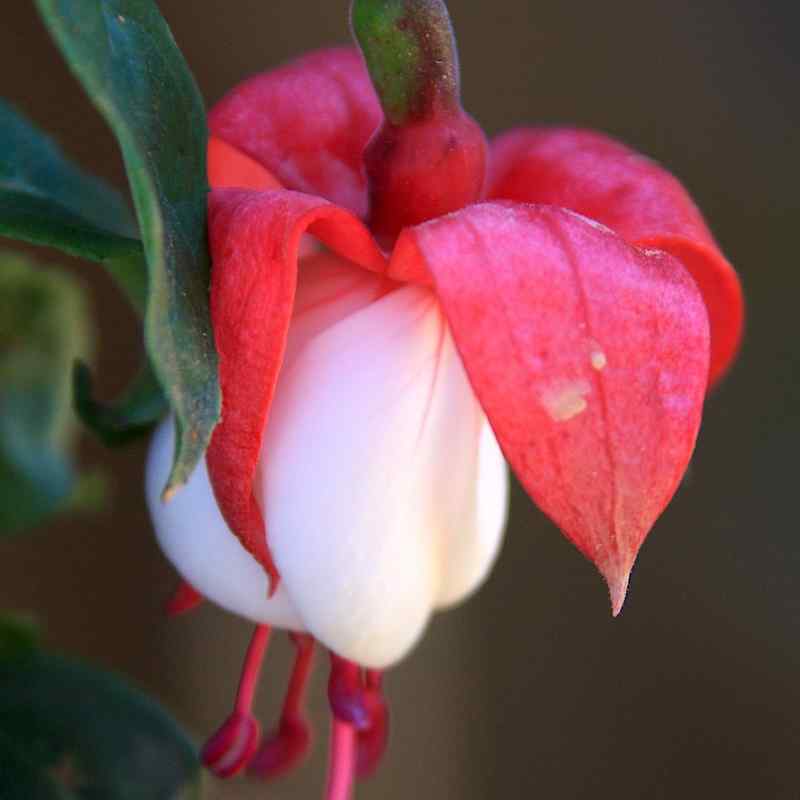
<box><xmin>434</xmin><ymin>419</ymin><xmax>509</xmax><ymax>608</ymax></box>
<box><xmin>147</xmin><ymin>251</ymin><xmax>509</xmax><ymax>666</ymax></box>
<box><xmin>284</xmin><ymin>250</ymin><xmax>386</xmax><ymax>366</ymax></box>
<box><xmin>376</xmin><ymin>321</ymin><xmax>508</xmax><ymax>609</ymax></box>
<box><xmin>145</xmin><ymin>420</ymin><xmax>303</xmax><ymax>630</ymax></box>
<box><xmin>259</xmin><ymin>284</ymin><xmax>507</xmax><ymax>668</ymax></box>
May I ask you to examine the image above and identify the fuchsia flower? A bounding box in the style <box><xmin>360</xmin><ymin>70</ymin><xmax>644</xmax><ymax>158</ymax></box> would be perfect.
<box><xmin>146</xmin><ymin>1</ymin><xmax>743</xmax><ymax>796</ymax></box>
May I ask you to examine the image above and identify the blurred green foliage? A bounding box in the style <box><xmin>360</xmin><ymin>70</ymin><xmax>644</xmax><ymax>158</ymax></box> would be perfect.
<box><xmin>0</xmin><ymin>253</ymin><xmax>91</xmax><ymax>536</ymax></box>
<box><xmin>0</xmin><ymin>616</ymin><xmax>202</xmax><ymax>800</ymax></box>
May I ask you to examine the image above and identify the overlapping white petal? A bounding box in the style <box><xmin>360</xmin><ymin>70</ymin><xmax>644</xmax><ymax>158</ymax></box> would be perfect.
<box><xmin>147</xmin><ymin>253</ymin><xmax>508</xmax><ymax>669</ymax></box>
<box><xmin>146</xmin><ymin>421</ymin><xmax>303</xmax><ymax>630</ymax></box>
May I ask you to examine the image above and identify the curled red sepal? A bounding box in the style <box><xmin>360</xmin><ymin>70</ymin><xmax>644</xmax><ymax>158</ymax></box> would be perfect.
<box><xmin>206</xmin><ymin>48</ymin><xmax>734</xmax><ymax>615</ymax></box>
<box><xmin>207</xmin><ymin>135</ymin><xmax>282</xmax><ymax>191</ymax></box>
<box><xmin>201</xmin><ymin>711</ymin><xmax>261</xmax><ymax>778</ymax></box>
<box><xmin>248</xmin><ymin>633</ymin><xmax>315</xmax><ymax>780</ymax></box>
<box><xmin>205</xmin><ymin>189</ymin><xmax>387</xmax><ymax>590</ymax></box>
<box><xmin>397</xmin><ymin>202</ymin><xmax>710</xmax><ymax>612</ymax></box>
<box><xmin>165</xmin><ymin>580</ymin><xmax>204</xmax><ymax>617</ymax></box>
<box><xmin>209</xmin><ymin>48</ymin><xmax>380</xmax><ymax>217</ymax></box>
<box><xmin>488</xmin><ymin>128</ymin><xmax>743</xmax><ymax>386</ymax></box>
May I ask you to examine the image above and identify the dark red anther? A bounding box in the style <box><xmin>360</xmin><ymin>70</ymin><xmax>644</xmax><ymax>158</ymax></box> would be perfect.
<box><xmin>202</xmin><ymin>625</ymin><xmax>271</xmax><ymax>778</ymax></box>
<box><xmin>166</xmin><ymin>580</ymin><xmax>204</xmax><ymax>616</ymax></box>
<box><xmin>248</xmin><ymin>713</ymin><xmax>310</xmax><ymax>780</ymax></box>
<box><xmin>328</xmin><ymin>654</ymin><xmax>373</xmax><ymax>730</ymax></box>
<box><xmin>249</xmin><ymin>633</ymin><xmax>315</xmax><ymax>780</ymax></box>
<box><xmin>328</xmin><ymin>658</ymin><xmax>391</xmax><ymax>779</ymax></box>
<box><xmin>201</xmin><ymin>710</ymin><xmax>261</xmax><ymax>778</ymax></box>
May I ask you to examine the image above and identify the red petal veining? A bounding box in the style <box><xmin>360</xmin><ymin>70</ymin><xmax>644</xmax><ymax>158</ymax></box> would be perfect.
<box><xmin>209</xmin><ymin>48</ymin><xmax>381</xmax><ymax>217</ymax></box>
<box><xmin>488</xmin><ymin>128</ymin><xmax>743</xmax><ymax>385</ymax></box>
<box><xmin>398</xmin><ymin>202</ymin><xmax>710</xmax><ymax>610</ymax></box>
<box><xmin>206</xmin><ymin>189</ymin><xmax>386</xmax><ymax>586</ymax></box>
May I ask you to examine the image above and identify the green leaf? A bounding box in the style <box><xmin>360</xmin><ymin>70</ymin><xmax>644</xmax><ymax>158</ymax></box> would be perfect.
<box><xmin>0</xmin><ymin>252</ymin><xmax>90</xmax><ymax>536</ymax></box>
<box><xmin>73</xmin><ymin>360</ymin><xmax>167</xmax><ymax>447</ymax></box>
<box><xmin>0</xmin><ymin>99</ymin><xmax>145</xmax><ymax>313</ymax></box>
<box><xmin>0</xmin><ymin>652</ymin><xmax>202</xmax><ymax>800</ymax></box>
<box><xmin>36</xmin><ymin>0</ymin><xmax>221</xmax><ymax>496</ymax></box>
<box><xmin>0</xmin><ymin>100</ymin><xmax>166</xmax><ymax>442</ymax></box>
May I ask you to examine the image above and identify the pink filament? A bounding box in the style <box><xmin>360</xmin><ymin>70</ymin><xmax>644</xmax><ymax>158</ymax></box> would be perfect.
<box><xmin>235</xmin><ymin>624</ymin><xmax>272</xmax><ymax>713</ymax></box>
<box><xmin>201</xmin><ymin>624</ymin><xmax>272</xmax><ymax>778</ymax></box>
<box><xmin>283</xmin><ymin>633</ymin><xmax>315</xmax><ymax>716</ymax></box>
<box><xmin>247</xmin><ymin>633</ymin><xmax>316</xmax><ymax>780</ymax></box>
<box><xmin>325</xmin><ymin>719</ymin><xmax>357</xmax><ymax>800</ymax></box>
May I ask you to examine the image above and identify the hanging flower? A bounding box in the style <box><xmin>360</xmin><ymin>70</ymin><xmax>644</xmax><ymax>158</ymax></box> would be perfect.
<box><xmin>146</xmin><ymin>0</ymin><xmax>743</xmax><ymax>796</ymax></box>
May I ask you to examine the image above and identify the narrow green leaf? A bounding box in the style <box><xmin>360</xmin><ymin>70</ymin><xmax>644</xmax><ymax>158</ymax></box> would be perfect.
<box><xmin>0</xmin><ymin>252</ymin><xmax>89</xmax><ymax>536</ymax></box>
<box><xmin>0</xmin><ymin>99</ymin><xmax>145</xmax><ymax>313</ymax></box>
<box><xmin>73</xmin><ymin>360</ymin><xmax>167</xmax><ymax>447</ymax></box>
<box><xmin>0</xmin><ymin>653</ymin><xmax>202</xmax><ymax>800</ymax></box>
<box><xmin>36</xmin><ymin>0</ymin><xmax>221</xmax><ymax>495</ymax></box>
<box><xmin>0</xmin><ymin>100</ymin><xmax>166</xmax><ymax>442</ymax></box>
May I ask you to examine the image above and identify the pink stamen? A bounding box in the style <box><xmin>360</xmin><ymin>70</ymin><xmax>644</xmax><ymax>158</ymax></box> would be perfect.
<box><xmin>202</xmin><ymin>625</ymin><xmax>271</xmax><ymax>778</ymax></box>
<box><xmin>325</xmin><ymin>719</ymin><xmax>357</xmax><ymax>800</ymax></box>
<box><xmin>283</xmin><ymin>633</ymin><xmax>315</xmax><ymax>716</ymax></box>
<box><xmin>355</xmin><ymin>670</ymin><xmax>389</xmax><ymax>779</ymax></box>
<box><xmin>166</xmin><ymin>580</ymin><xmax>204</xmax><ymax>616</ymax></box>
<box><xmin>364</xmin><ymin>669</ymin><xmax>382</xmax><ymax>691</ymax></box>
<box><xmin>328</xmin><ymin>654</ymin><xmax>371</xmax><ymax>729</ymax></box>
<box><xmin>235</xmin><ymin>624</ymin><xmax>271</xmax><ymax>713</ymax></box>
<box><xmin>328</xmin><ymin>658</ymin><xmax>391</xmax><ymax>779</ymax></box>
<box><xmin>248</xmin><ymin>633</ymin><xmax>315</xmax><ymax>779</ymax></box>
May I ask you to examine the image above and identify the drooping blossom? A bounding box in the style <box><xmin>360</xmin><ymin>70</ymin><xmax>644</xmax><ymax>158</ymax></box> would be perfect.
<box><xmin>146</xmin><ymin>1</ymin><xmax>743</xmax><ymax>796</ymax></box>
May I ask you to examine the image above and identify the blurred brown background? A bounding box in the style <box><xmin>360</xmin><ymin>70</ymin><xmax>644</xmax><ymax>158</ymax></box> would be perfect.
<box><xmin>1</xmin><ymin>1</ymin><xmax>798</xmax><ymax>798</ymax></box>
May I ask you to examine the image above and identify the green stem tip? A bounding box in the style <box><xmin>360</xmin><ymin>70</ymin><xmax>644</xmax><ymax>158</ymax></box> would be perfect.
<box><xmin>350</xmin><ymin>0</ymin><xmax>461</xmax><ymax>124</ymax></box>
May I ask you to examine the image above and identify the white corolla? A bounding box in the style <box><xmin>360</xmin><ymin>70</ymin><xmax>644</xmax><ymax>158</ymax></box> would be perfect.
<box><xmin>146</xmin><ymin>250</ymin><xmax>509</xmax><ymax>669</ymax></box>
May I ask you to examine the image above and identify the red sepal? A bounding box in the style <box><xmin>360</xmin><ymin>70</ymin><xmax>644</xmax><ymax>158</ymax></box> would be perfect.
<box><xmin>166</xmin><ymin>580</ymin><xmax>203</xmax><ymax>617</ymax></box>
<box><xmin>207</xmin><ymin>136</ymin><xmax>282</xmax><ymax>191</ymax></box>
<box><xmin>398</xmin><ymin>202</ymin><xmax>710</xmax><ymax>611</ymax></box>
<box><xmin>206</xmin><ymin>189</ymin><xmax>387</xmax><ymax>587</ymax></box>
<box><xmin>209</xmin><ymin>48</ymin><xmax>381</xmax><ymax>217</ymax></box>
<box><xmin>488</xmin><ymin>128</ymin><xmax>743</xmax><ymax>385</ymax></box>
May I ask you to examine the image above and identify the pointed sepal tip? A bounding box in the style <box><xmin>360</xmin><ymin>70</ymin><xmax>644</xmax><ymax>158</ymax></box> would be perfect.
<box><xmin>601</xmin><ymin>562</ymin><xmax>632</xmax><ymax>618</ymax></box>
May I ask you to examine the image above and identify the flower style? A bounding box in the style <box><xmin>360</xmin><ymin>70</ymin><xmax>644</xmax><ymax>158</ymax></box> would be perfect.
<box><xmin>146</xmin><ymin>0</ymin><xmax>743</xmax><ymax>796</ymax></box>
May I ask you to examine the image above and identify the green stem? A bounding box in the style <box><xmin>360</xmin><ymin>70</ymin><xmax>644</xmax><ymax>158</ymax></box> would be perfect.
<box><xmin>350</xmin><ymin>0</ymin><xmax>461</xmax><ymax>124</ymax></box>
